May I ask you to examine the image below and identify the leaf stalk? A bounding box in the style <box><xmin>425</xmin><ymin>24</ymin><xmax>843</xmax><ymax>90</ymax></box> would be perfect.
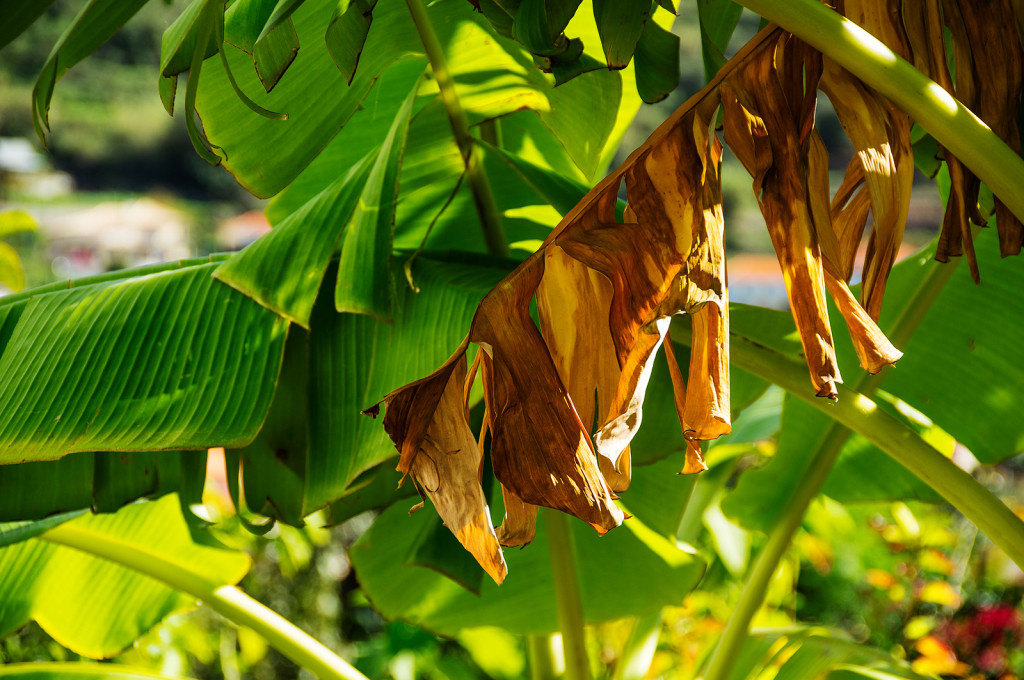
<box><xmin>403</xmin><ymin>0</ymin><xmax>509</xmax><ymax>257</ymax></box>
<box><xmin>544</xmin><ymin>508</ymin><xmax>593</xmax><ymax>680</ymax></box>
<box><xmin>725</xmin><ymin>334</ymin><xmax>1024</xmax><ymax>572</ymax></box>
<box><xmin>41</xmin><ymin>523</ymin><xmax>368</xmax><ymax>680</ymax></box>
<box><xmin>701</xmin><ymin>255</ymin><xmax>961</xmax><ymax>680</ymax></box>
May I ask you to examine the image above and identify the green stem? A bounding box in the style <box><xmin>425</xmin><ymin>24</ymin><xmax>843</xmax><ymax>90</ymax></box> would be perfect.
<box><xmin>40</xmin><ymin>524</ymin><xmax>368</xmax><ymax>680</ymax></box>
<box><xmin>701</xmin><ymin>424</ymin><xmax>849</xmax><ymax>680</ymax></box>
<box><xmin>734</xmin><ymin>0</ymin><xmax>1024</xmax><ymax>226</ymax></box>
<box><xmin>403</xmin><ymin>0</ymin><xmax>508</xmax><ymax>258</ymax></box>
<box><xmin>528</xmin><ymin>634</ymin><xmax>563</xmax><ymax>680</ymax></box>
<box><xmin>544</xmin><ymin>508</ymin><xmax>592</xmax><ymax>680</ymax></box>
<box><xmin>702</xmin><ymin>256</ymin><xmax>961</xmax><ymax>680</ymax></box>
<box><xmin>610</xmin><ymin>613</ymin><xmax>662</xmax><ymax>680</ymax></box>
<box><xmin>728</xmin><ymin>335</ymin><xmax>1024</xmax><ymax>571</ymax></box>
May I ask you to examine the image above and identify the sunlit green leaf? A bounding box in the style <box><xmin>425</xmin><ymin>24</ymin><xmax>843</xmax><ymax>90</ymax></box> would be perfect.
<box><xmin>196</xmin><ymin>0</ymin><xmax>428</xmax><ymax>197</ymax></box>
<box><xmin>0</xmin><ymin>260</ymin><xmax>287</xmax><ymax>464</ymax></box>
<box><xmin>214</xmin><ymin>148</ymin><xmax>377</xmax><ymax>327</ymax></box>
<box><xmin>335</xmin><ymin>80</ymin><xmax>420</xmax><ymax>321</ymax></box>
<box><xmin>0</xmin><ymin>495</ymin><xmax>249</xmax><ymax>658</ymax></box>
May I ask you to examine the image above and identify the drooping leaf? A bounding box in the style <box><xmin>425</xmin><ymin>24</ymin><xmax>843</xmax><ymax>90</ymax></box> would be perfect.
<box><xmin>372</xmin><ymin>38</ymin><xmax>741</xmax><ymax>574</ymax></box>
<box><xmin>512</xmin><ymin>0</ymin><xmax>581</xmax><ymax>55</ymax></box>
<box><xmin>325</xmin><ymin>0</ymin><xmax>378</xmax><ymax>84</ymax></box>
<box><xmin>256</xmin><ymin>0</ymin><xmax>307</xmax><ymax>43</ymax></box>
<box><xmin>0</xmin><ymin>1</ymin><xmax>58</xmax><ymax>52</ymax></box>
<box><xmin>162</xmin><ymin>0</ymin><xmax>220</xmax><ymax>77</ymax></box>
<box><xmin>877</xmin><ymin>237</ymin><xmax>1024</xmax><ymax>464</ymax></box>
<box><xmin>0</xmin><ymin>260</ymin><xmax>287</xmax><ymax>464</ymax></box>
<box><xmin>252</xmin><ymin>18</ymin><xmax>300</xmax><ymax>91</ymax></box>
<box><xmin>382</xmin><ymin>353</ymin><xmax>508</xmax><ymax>584</ymax></box>
<box><xmin>633</xmin><ymin>14</ymin><xmax>680</xmax><ymax>103</ymax></box>
<box><xmin>32</xmin><ymin>0</ymin><xmax>151</xmax><ymax>142</ymax></box>
<box><xmin>0</xmin><ymin>495</ymin><xmax>249</xmax><ymax>658</ymax></box>
<box><xmin>335</xmin><ymin>79</ymin><xmax>421</xmax><ymax>321</ymax></box>
<box><xmin>696</xmin><ymin>0</ymin><xmax>742</xmax><ymax>81</ymax></box>
<box><xmin>234</xmin><ymin>255</ymin><xmax>511</xmax><ymax>519</ymax></box>
<box><xmin>224</xmin><ymin>0</ymin><xmax>278</xmax><ymax>51</ymax></box>
<box><xmin>222</xmin><ymin>0</ymin><xmax>302</xmax><ymax>91</ymax></box>
<box><xmin>181</xmin><ymin>0</ymin><xmax>224</xmax><ymax>163</ymax></box>
<box><xmin>593</xmin><ymin>0</ymin><xmax>650</xmax><ymax>69</ymax></box>
<box><xmin>366</xmin><ymin>25</ymin><xmax>914</xmax><ymax>574</ymax></box>
<box><xmin>723</xmin><ymin>231</ymin><xmax>1024</xmax><ymax>528</ymax></box>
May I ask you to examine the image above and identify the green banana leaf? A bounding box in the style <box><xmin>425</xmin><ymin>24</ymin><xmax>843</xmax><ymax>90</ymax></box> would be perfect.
<box><xmin>0</xmin><ymin>451</ymin><xmax>205</xmax><ymax>521</ymax></box>
<box><xmin>0</xmin><ymin>495</ymin><xmax>249</xmax><ymax>659</ymax></box>
<box><xmin>350</xmin><ymin>497</ymin><xmax>705</xmax><ymax>636</ymax></box>
<box><xmin>0</xmin><ymin>258</ymin><xmax>287</xmax><ymax>465</ymax></box>
<box><xmin>231</xmin><ymin>254</ymin><xmax>512</xmax><ymax>521</ymax></box>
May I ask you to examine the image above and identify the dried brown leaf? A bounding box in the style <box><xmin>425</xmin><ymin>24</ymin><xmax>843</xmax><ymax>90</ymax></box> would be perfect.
<box><xmin>371</xmin><ymin>343</ymin><xmax>507</xmax><ymax>584</ymax></box>
<box><xmin>470</xmin><ymin>258</ymin><xmax>624</xmax><ymax>535</ymax></box>
<box><xmin>722</xmin><ymin>36</ymin><xmax>842</xmax><ymax>398</ymax></box>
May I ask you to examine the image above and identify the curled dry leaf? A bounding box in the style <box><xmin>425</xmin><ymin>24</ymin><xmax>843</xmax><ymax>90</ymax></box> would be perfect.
<box><xmin>900</xmin><ymin>0</ymin><xmax>1024</xmax><ymax>279</ymax></box>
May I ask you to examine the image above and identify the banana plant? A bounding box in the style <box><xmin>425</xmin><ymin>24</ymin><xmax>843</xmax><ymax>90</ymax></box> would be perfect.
<box><xmin>1</xmin><ymin>0</ymin><xmax>1024</xmax><ymax>679</ymax></box>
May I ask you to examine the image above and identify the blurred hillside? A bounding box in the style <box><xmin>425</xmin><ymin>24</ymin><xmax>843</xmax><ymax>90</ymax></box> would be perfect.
<box><xmin>0</xmin><ymin>0</ymin><xmax>250</xmax><ymax>201</ymax></box>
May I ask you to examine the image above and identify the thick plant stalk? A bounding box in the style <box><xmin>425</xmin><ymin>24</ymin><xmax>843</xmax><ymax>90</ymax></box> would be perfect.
<box><xmin>700</xmin><ymin>423</ymin><xmax>850</xmax><ymax>680</ymax></box>
<box><xmin>403</xmin><ymin>0</ymin><xmax>508</xmax><ymax>257</ymax></box>
<box><xmin>727</xmin><ymin>337</ymin><xmax>1024</xmax><ymax>570</ymax></box>
<box><xmin>41</xmin><ymin>524</ymin><xmax>368</xmax><ymax>680</ymax></box>
<box><xmin>610</xmin><ymin>613</ymin><xmax>662</xmax><ymax>680</ymax></box>
<box><xmin>528</xmin><ymin>634</ymin><xmax>564</xmax><ymax>680</ymax></box>
<box><xmin>735</xmin><ymin>0</ymin><xmax>1024</xmax><ymax>227</ymax></box>
<box><xmin>544</xmin><ymin>508</ymin><xmax>593</xmax><ymax>680</ymax></box>
<box><xmin>701</xmin><ymin>254</ymin><xmax>961</xmax><ymax>680</ymax></box>
<box><xmin>700</xmin><ymin>335</ymin><xmax>1024</xmax><ymax>680</ymax></box>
